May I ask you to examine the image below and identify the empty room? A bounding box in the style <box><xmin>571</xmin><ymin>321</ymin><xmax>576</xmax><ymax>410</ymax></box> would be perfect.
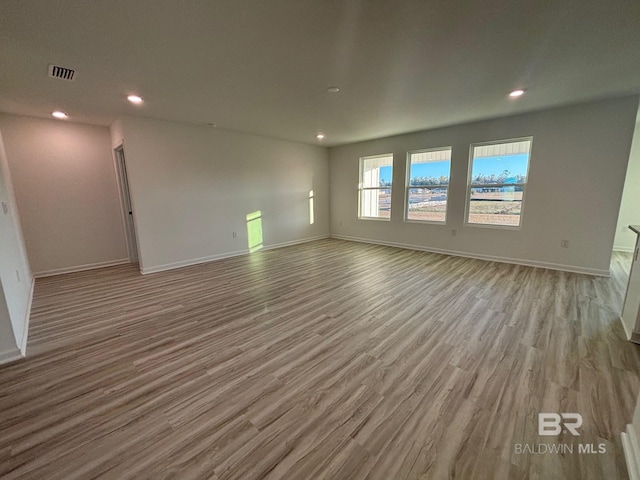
<box><xmin>2</xmin><ymin>1</ymin><xmax>640</xmax><ymax>479</ymax></box>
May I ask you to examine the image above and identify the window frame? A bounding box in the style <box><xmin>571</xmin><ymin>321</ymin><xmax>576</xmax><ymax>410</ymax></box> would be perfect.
<box><xmin>358</xmin><ymin>153</ymin><xmax>394</xmax><ymax>221</ymax></box>
<box><xmin>464</xmin><ymin>136</ymin><xmax>533</xmax><ymax>230</ymax></box>
<box><xmin>404</xmin><ymin>146</ymin><xmax>453</xmax><ymax>225</ymax></box>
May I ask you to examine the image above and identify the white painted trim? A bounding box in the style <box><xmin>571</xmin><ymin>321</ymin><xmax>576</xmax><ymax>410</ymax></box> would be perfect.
<box><xmin>0</xmin><ymin>347</ymin><xmax>23</xmax><ymax>365</ymax></box>
<box><xmin>331</xmin><ymin>234</ymin><xmax>611</xmax><ymax>277</ymax></box>
<box><xmin>261</xmin><ymin>234</ymin><xmax>330</xmax><ymax>252</ymax></box>
<box><xmin>142</xmin><ymin>249</ymin><xmax>250</xmax><ymax>274</ymax></box>
<box><xmin>614</xmin><ymin>245</ymin><xmax>635</xmax><ymax>253</ymax></box>
<box><xmin>19</xmin><ymin>276</ymin><xmax>35</xmax><ymax>356</ymax></box>
<box><xmin>622</xmin><ymin>424</ymin><xmax>640</xmax><ymax>480</ymax></box>
<box><xmin>34</xmin><ymin>259</ymin><xmax>130</xmax><ymax>278</ymax></box>
<box><xmin>621</xmin><ymin>315</ymin><xmax>633</xmax><ymax>341</ymax></box>
<box><xmin>141</xmin><ymin>235</ymin><xmax>330</xmax><ymax>275</ymax></box>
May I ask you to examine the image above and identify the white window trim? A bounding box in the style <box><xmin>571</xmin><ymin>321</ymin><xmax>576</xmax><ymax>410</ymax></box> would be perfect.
<box><xmin>404</xmin><ymin>146</ymin><xmax>452</xmax><ymax>224</ymax></box>
<box><xmin>358</xmin><ymin>153</ymin><xmax>393</xmax><ymax>221</ymax></box>
<box><xmin>464</xmin><ymin>136</ymin><xmax>533</xmax><ymax>230</ymax></box>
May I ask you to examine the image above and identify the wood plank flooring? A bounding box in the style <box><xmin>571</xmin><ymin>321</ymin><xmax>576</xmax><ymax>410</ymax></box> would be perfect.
<box><xmin>1</xmin><ymin>239</ymin><xmax>639</xmax><ymax>479</ymax></box>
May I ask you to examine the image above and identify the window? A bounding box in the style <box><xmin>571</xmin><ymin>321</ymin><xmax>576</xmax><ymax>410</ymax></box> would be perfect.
<box><xmin>406</xmin><ymin>147</ymin><xmax>452</xmax><ymax>223</ymax></box>
<box><xmin>359</xmin><ymin>154</ymin><xmax>393</xmax><ymax>219</ymax></box>
<box><xmin>466</xmin><ymin>138</ymin><xmax>532</xmax><ymax>227</ymax></box>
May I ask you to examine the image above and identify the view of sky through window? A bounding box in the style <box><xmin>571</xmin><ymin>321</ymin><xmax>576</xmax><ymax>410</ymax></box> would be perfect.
<box><xmin>409</xmin><ymin>160</ymin><xmax>451</xmax><ymax>184</ymax></box>
<box><xmin>379</xmin><ymin>165</ymin><xmax>392</xmax><ymax>184</ymax></box>
<box><xmin>471</xmin><ymin>153</ymin><xmax>529</xmax><ymax>183</ymax></box>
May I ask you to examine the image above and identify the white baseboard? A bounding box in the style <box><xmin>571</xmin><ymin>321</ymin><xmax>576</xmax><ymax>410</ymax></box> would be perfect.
<box><xmin>34</xmin><ymin>258</ymin><xmax>130</xmax><ymax>278</ymax></box>
<box><xmin>142</xmin><ymin>249</ymin><xmax>250</xmax><ymax>274</ymax></box>
<box><xmin>141</xmin><ymin>235</ymin><xmax>330</xmax><ymax>275</ymax></box>
<box><xmin>19</xmin><ymin>276</ymin><xmax>35</xmax><ymax>356</ymax></box>
<box><xmin>261</xmin><ymin>234</ymin><xmax>330</xmax><ymax>252</ymax></box>
<box><xmin>614</xmin><ymin>245</ymin><xmax>635</xmax><ymax>253</ymax></box>
<box><xmin>0</xmin><ymin>347</ymin><xmax>23</xmax><ymax>365</ymax></box>
<box><xmin>623</xmin><ymin>425</ymin><xmax>640</xmax><ymax>480</ymax></box>
<box><xmin>331</xmin><ymin>234</ymin><xmax>610</xmax><ymax>277</ymax></box>
<box><xmin>621</xmin><ymin>315</ymin><xmax>634</xmax><ymax>342</ymax></box>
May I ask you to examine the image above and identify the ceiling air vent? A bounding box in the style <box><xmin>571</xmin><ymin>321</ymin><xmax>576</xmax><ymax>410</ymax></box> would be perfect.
<box><xmin>48</xmin><ymin>64</ymin><xmax>75</xmax><ymax>81</ymax></box>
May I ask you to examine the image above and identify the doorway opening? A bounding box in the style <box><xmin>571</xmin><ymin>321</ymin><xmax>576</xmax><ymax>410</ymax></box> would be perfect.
<box><xmin>114</xmin><ymin>145</ymin><xmax>139</xmax><ymax>264</ymax></box>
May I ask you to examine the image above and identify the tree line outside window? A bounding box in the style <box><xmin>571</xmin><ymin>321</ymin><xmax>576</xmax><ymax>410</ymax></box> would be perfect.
<box><xmin>357</xmin><ymin>138</ymin><xmax>532</xmax><ymax>227</ymax></box>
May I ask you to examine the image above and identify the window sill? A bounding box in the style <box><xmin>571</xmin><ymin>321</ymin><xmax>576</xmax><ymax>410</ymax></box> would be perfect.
<box><xmin>358</xmin><ymin>216</ymin><xmax>391</xmax><ymax>222</ymax></box>
<box><xmin>464</xmin><ymin>222</ymin><xmax>522</xmax><ymax>231</ymax></box>
<box><xmin>404</xmin><ymin>219</ymin><xmax>447</xmax><ymax>225</ymax></box>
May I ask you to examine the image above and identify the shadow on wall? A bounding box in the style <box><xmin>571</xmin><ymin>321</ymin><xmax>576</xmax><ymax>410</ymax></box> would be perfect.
<box><xmin>246</xmin><ymin>211</ymin><xmax>263</xmax><ymax>252</ymax></box>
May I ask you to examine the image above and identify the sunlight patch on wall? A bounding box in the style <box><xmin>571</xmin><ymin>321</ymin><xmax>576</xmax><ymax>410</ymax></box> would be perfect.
<box><xmin>309</xmin><ymin>190</ymin><xmax>314</xmax><ymax>225</ymax></box>
<box><xmin>246</xmin><ymin>210</ymin><xmax>263</xmax><ymax>252</ymax></box>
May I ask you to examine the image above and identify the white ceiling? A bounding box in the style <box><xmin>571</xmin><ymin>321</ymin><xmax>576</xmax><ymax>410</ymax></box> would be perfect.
<box><xmin>1</xmin><ymin>0</ymin><xmax>639</xmax><ymax>146</ymax></box>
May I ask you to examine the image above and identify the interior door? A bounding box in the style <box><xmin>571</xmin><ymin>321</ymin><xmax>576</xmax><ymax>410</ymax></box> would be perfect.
<box><xmin>114</xmin><ymin>146</ymin><xmax>138</xmax><ymax>263</ymax></box>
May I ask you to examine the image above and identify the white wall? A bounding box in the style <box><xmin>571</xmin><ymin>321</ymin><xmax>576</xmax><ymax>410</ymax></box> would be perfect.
<box><xmin>0</xmin><ymin>129</ymin><xmax>33</xmax><ymax>362</ymax></box>
<box><xmin>117</xmin><ymin>116</ymin><xmax>330</xmax><ymax>273</ymax></box>
<box><xmin>0</xmin><ymin>287</ymin><xmax>19</xmax><ymax>363</ymax></box>
<box><xmin>329</xmin><ymin>96</ymin><xmax>639</xmax><ymax>275</ymax></box>
<box><xmin>110</xmin><ymin>117</ymin><xmax>124</xmax><ymax>149</ymax></box>
<box><xmin>0</xmin><ymin>114</ymin><xmax>128</xmax><ymax>276</ymax></box>
<box><xmin>623</xmin><ymin>393</ymin><xmax>640</xmax><ymax>478</ymax></box>
<box><xmin>615</xmin><ymin>120</ymin><xmax>640</xmax><ymax>252</ymax></box>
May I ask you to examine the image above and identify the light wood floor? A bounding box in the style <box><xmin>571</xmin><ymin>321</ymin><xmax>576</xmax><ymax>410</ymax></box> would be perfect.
<box><xmin>1</xmin><ymin>239</ymin><xmax>639</xmax><ymax>479</ymax></box>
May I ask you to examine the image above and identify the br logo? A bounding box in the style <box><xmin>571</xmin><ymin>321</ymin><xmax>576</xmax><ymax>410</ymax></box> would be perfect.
<box><xmin>538</xmin><ymin>413</ymin><xmax>583</xmax><ymax>436</ymax></box>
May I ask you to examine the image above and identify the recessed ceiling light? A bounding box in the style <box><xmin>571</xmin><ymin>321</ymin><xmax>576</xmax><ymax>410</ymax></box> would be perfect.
<box><xmin>51</xmin><ymin>110</ymin><xmax>68</xmax><ymax>119</ymax></box>
<box><xmin>509</xmin><ymin>89</ymin><xmax>526</xmax><ymax>98</ymax></box>
<box><xmin>316</xmin><ymin>133</ymin><xmax>326</xmax><ymax>140</ymax></box>
<box><xmin>127</xmin><ymin>94</ymin><xmax>143</xmax><ymax>104</ymax></box>
<box><xmin>327</xmin><ymin>86</ymin><xmax>340</xmax><ymax>93</ymax></box>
